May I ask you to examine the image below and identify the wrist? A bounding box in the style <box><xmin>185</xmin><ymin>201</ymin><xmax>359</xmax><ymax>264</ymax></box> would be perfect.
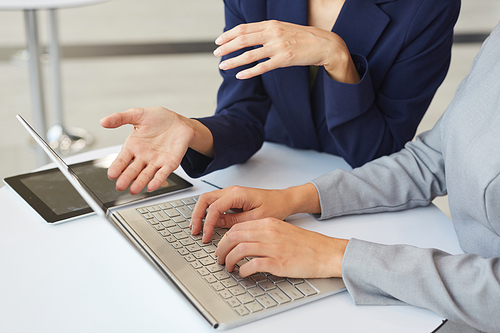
<box><xmin>284</xmin><ymin>183</ymin><xmax>321</xmax><ymax>216</ymax></box>
<box><xmin>186</xmin><ymin>118</ymin><xmax>215</xmax><ymax>158</ymax></box>
<box><xmin>322</xmin><ymin>39</ymin><xmax>360</xmax><ymax>84</ymax></box>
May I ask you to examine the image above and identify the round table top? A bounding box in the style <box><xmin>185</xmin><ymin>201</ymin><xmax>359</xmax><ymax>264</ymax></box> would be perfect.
<box><xmin>0</xmin><ymin>0</ymin><xmax>108</xmax><ymax>10</ymax></box>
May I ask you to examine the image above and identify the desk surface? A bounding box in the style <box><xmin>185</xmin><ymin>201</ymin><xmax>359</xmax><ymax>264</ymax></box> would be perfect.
<box><xmin>0</xmin><ymin>143</ymin><xmax>463</xmax><ymax>333</ymax></box>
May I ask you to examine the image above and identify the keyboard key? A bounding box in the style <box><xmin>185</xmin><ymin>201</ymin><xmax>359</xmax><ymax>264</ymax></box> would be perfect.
<box><xmin>186</xmin><ymin>244</ymin><xmax>201</xmax><ymax>252</ymax></box>
<box><xmin>250</xmin><ymin>274</ymin><xmax>267</xmax><ymax>283</ymax></box>
<box><xmin>177</xmin><ymin>248</ymin><xmax>189</xmax><ymax>255</ymax></box>
<box><xmin>193</xmin><ymin>250</ymin><xmax>208</xmax><ymax>259</ymax></box>
<box><xmin>219</xmin><ymin>290</ymin><xmax>232</xmax><ymax>299</ymax></box>
<box><xmin>177</xmin><ymin>221</ymin><xmax>190</xmax><ymax>229</ymax></box>
<box><xmin>211</xmin><ymin>282</ymin><xmax>225</xmax><ymax>292</ymax></box>
<box><xmin>153</xmin><ymin>211</ymin><xmax>169</xmax><ymax>222</ymax></box>
<box><xmin>227</xmin><ymin>298</ymin><xmax>241</xmax><ymax>308</ymax></box>
<box><xmin>170</xmin><ymin>201</ymin><xmax>184</xmax><ymax>208</ymax></box>
<box><xmin>277</xmin><ymin>282</ymin><xmax>304</xmax><ymax>301</ymax></box>
<box><xmin>268</xmin><ymin>275</ymin><xmax>285</xmax><ymax>283</ymax></box>
<box><xmin>142</xmin><ymin>212</ymin><xmax>155</xmax><ymax>220</ymax></box>
<box><xmin>199</xmin><ymin>258</ymin><xmax>216</xmax><ymax>266</ymax></box>
<box><xmin>182</xmin><ymin>198</ymin><xmax>196</xmax><ymax>205</ymax></box>
<box><xmin>206</xmin><ymin>264</ymin><xmax>223</xmax><ymax>273</ymax></box>
<box><xmin>161</xmin><ymin>220</ymin><xmax>176</xmax><ymax>228</ymax></box>
<box><xmin>164</xmin><ymin>235</ymin><xmax>176</xmax><ymax>243</ymax></box>
<box><xmin>213</xmin><ymin>271</ymin><xmax>230</xmax><ymax>280</ymax></box>
<box><xmin>239</xmin><ymin>279</ymin><xmax>256</xmax><ymax>289</ymax></box>
<box><xmin>229</xmin><ymin>285</ymin><xmax>246</xmax><ymax>296</ymax></box>
<box><xmin>258</xmin><ymin>280</ymin><xmax>276</xmax><ymax>291</ymax></box>
<box><xmin>167</xmin><ymin>226</ymin><xmax>182</xmax><ymax>234</ymax></box>
<box><xmin>146</xmin><ymin>206</ymin><xmax>161</xmax><ymax>212</ymax></box>
<box><xmin>174</xmin><ymin>232</ymin><xmax>188</xmax><ymax>240</ymax></box>
<box><xmin>236</xmin><ymin>293</ymin><xmax>254</xmax><ymax>304</ymax></box>
<box><xmin>247</xmin><ymin>287</ymin><xmax>265</xmax><ymax>297</ymax></box>
<box><xmin>204</xmin><ymin>275</ymin><xmax>217</xmax><ymax>284</ymax></box>
<box><xmin>180</xmin><ymin>238</ymin><xmax>195</xmax><ymax>246</ymax></box>
<box><xmin>234</xmin><ymin>306</ymin><xmax>249</xmax><ymax>316</ymax></box>
<box><xmin>256</xmin><ymin>295</ymin><xmax>277</xmax><ymax>309</ymax></box>
<box><xmin>164</xmin><ymin>208</ymin><xmax>180</xmax><ymax>217</ymax></box>
<box><xmin>221</xmin><ymin>279</ymin><xmax>238</xmax><ymax>288</ymax></box>
<box><xmin>171</xmin><ymin>242</ymin><xmax>182</xmax><ymax>249</ymax></box>
<box><xmin>172</xmin><ymin>216</ymin><xmax>186</xmax><ymax>223</ymax></box>
<box><xmin>268</xmin><ymin>289</ymin><xmax>291</xmax><ymax>305</ymax></box>
<box><xmin>154</xmin><ymin>224</ymin><xmax>165</xmax><ymax>231</ymax></box>
<box><xmin>245</xmin><ymin>301</ymin><xmax>264</xmax><ymax>313</ymax></box>
<box><xmin>191</xmin><ymin>261</ymin><xmax>203</xmax><ymax>269</ymax></box>
<box><xmin>137</xmin><ymin>208</ymin><xmax>149</xmax><ymax>214</ymax></box>
<box><xmin>176</xmin><ymin>206</ymin><xmax>192</xmax><ymax>219</ymax></box>
<box><xmin>295</xmin><ymin>282</ymin><xmax>317</xmax><ymax>297</ymax></box>
<box><xmin>203</xmin><ymin>245</ymin><xmax>217</xmax><ymax>253</ymax></box>
<box><xmin>184</xmin><ymin>254</ymin><xmax>196</xmax><ymax>262</ymax></box>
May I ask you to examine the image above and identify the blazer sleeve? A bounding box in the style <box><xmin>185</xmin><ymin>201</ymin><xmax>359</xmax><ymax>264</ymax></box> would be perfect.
<box><xmin>312</xmin><ymin>102</ymin><xmax>500</xmax><ymax>332</ymax></box>
<box><xmin>320</xmin><ymin>0</ymin><xmax>460</xmax><ymax>167</ymax></box>
<box><xmin>181</xmin><ymin>0</ymin><xmax>271</xmax><ymax>178</ymax></box>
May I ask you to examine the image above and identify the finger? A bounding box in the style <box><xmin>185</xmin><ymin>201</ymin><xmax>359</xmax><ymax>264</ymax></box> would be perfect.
<box><xmin>224</xmin><ymin>242</ymin><xmax>274</xmax><ymax>273</ymax></box>
<box><xmin>115</xmin><ymin>158</ymin><xmax>147</xmax><ymax>192</ymax></box>
<box><xmin>215</xmin><ymin>32</ymin><xmax>268</xmax><ymax>59</ymax></box>
<box><xmin>219</xmin><ymin>47</ymin><xmax>270</xmax><ymax>71</ymax></box>
<box><xmin>216</xmin><ymin>223</ymin><xmax>267</xmax><ymax>264</ymax></box>
<box><xmin>146</xmin><ymin>164</ymin><xmax>175</xmax><ymax>192</ymax></box>
<box><xmin>215</xmin><ymin>21</ymin><xmax>268</xmax><ymax>45</ymax></box>
<box><xmin>107</xmin><ymin>148</ymin><xmax>134</xmax><ymax>180</ymax></box>
<box><xmin>191</xmin><ymin>189</ymin><xmax>229</xmax><ymax>238</ymax></box>
<box><xmin>235</xmin><ymin>60</ymin><xmax>277</xmax><ymax>80</ymax></box>
<box><xmin>100</xmin><ymin>108</ymin><xmax>144</xmax><ymax>129</ymax></box>
<box><xmin>129</xmin><ymin>164</ymin><xmax>159</xmax><ymax>195</ymax></box>
<box><xmin>238</xmin><ymin>257</ymin><xmax>277</xmax><ymax>278</ymax></box>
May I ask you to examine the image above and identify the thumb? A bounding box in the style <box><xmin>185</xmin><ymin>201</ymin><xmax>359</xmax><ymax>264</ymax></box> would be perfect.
<box><xmin>100</xmin><ymin>109</ymin><xmax>142</xmax><ymax>129</ymax></box>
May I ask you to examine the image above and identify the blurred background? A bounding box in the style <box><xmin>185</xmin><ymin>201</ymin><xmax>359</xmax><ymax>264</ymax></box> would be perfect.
<box><xmin>1</xmin><ymin>0</ymin><xmax>499</xmax><ymax>218</ymax></box>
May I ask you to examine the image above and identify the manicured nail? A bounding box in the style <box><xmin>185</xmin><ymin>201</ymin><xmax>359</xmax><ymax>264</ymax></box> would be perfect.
<box><xmin>215</xmin><ymin>36</ymin><xmax>222</xmax><ymax>45</ymax></box>
<box><xmin>219</xmin><ymin>61</ymin><xmax>228</xmax><ymax>70</ymax></box>
<box><xmin>213</xmin><ymin>47</ymin><xmax>221</xmax><ymax>56</ymax></box>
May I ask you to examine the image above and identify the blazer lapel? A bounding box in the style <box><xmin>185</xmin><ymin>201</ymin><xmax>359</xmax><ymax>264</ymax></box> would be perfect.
<box><xmin>334</xmin><ymin>0</ymin><xmax>392</xmax><ymax>58</ymax></box>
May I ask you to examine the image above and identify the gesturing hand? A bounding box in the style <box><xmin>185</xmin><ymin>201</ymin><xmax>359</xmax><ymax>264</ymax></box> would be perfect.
<box><xmin>213</xmin><ymin>20</ymin><xmax>359</xmax><ymax>83</ymax></box>
<box><xmin>215</xmin><ymin>218</ymin><xmax>349</xmax><ymax>279</ymax></box>
<box><xmin>100</xmin><ymin>107</ymin><xmax>211</xmax><ymax>194</ymax></box>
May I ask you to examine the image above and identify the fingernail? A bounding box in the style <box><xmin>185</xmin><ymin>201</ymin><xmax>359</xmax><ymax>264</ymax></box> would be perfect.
<box><xmin>219</xmin><ymin>61</ymin><xmax>228</xmax><ymax>70</ymax></box>
<box><xmin>213</xmin><ymin>47</ymin><xmax>221</xmax><ymax>56</ymax></box>
<box><xmin>215</xmin><ymin>36</ymin><xmax>222</xmax><ymax>45</ymax></box>
<box><xmin>236</xmin><ymin>71</ymin><xmax>245</xmax><ymax>80</ymax></box>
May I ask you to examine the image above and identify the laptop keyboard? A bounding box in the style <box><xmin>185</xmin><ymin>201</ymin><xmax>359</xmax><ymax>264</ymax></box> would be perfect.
<box><xmin>136</xmin><ymin>195</ymin><xmax>319</xmax><ymax>316</ymax></box>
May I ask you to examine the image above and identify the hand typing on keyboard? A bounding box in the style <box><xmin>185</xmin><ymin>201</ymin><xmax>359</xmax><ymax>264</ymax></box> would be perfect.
<box><xmin>190</xmin><ymin>184</ymin><xmax>348</xmax><ymax>279</ymax></box>
<box><xmin>215</xmin><ymin>218</ymin><xmax>348</xmax><ymax>279</ymax></box>
<box><xmin>191</xmin><ymin>184</ymin><xmax>318</xmax><ymax>243</ymax></box>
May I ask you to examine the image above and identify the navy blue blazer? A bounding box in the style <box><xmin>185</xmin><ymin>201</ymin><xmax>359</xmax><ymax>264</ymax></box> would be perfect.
<box><xmin>181</xmin><ymin>0</ymin><xmax>460</xmax><ymax>178</ymax></box>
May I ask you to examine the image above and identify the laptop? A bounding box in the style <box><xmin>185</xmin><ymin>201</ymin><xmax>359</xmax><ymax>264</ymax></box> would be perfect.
<box><xmin>17</xmin><ymin>114</ymin><xmax>346</xmax><ymax>330</ymax></box>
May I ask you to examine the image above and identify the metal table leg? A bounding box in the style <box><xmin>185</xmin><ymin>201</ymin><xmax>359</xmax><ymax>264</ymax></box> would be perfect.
<box><xmin>24</xmin><ymin>9</ymin><xmax>49</xmax><ymax>165</ymax></box>
<box><xmin>46</xmin><ymin>9</ymin><xmax>93</xmax><ymax>155</ymax></box>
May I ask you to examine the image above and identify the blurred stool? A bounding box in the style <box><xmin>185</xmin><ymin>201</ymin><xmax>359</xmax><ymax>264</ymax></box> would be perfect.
<box><xmin>0</xmin><ymin>0</ymin><xmax>108</xmax><ymax>165</ymax></box>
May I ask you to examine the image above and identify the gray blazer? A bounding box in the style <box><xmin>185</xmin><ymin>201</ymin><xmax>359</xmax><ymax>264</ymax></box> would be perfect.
<box><xmin>312</xmin><ymin>23</ymin><xmax>500</xmax><ymax>333</ymax></box>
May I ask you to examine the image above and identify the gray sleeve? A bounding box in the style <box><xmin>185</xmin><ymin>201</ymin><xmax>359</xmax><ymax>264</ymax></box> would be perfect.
<box><xmin>342</xmin><ymin>239</ymin><xmax>500</xmax><ymax>332</ymax></box>
<box><xmin>311</xmin><ymin>116</ymin><xmax>447</xmax><ymax>220</ymax></box>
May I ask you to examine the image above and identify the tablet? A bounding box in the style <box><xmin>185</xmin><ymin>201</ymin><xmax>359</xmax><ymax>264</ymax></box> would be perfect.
<box><xmin>4</xmin><ymin>154</ymin><xmax>193</xmax><ymax>224</ymax></box>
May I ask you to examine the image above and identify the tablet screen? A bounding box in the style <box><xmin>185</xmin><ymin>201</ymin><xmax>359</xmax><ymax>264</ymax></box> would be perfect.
<box><xmin>4</xmin><ymin>154</ymin><xmax>192</xmax><ymax>223</ymax></box>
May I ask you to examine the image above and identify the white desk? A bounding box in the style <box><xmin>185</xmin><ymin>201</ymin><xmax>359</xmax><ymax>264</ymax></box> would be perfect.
<box><xmin>0</xmin><ymin>143</ymin><xmax>463</xmax><ymax>332</ymax></box>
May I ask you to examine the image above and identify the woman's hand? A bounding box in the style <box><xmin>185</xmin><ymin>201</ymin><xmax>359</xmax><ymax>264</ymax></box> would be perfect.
<box><xmin>100</xmin><ymin>107</ymin><xmax>213</xmax><ymax>194</ymax></box>
<box><xmin>213</xmin><ymin>20</ymin><xmax>359</xmax><ymax>83</ymax></box>
<box><xmin>215</xmin><ymin>218</ymin><xmax>349</xmax><ymax>278</ymax></box>
<box><xmin>190</xmin><ymin>184</ymin><xmax>321</xmax><ymax>243</ymax></box>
